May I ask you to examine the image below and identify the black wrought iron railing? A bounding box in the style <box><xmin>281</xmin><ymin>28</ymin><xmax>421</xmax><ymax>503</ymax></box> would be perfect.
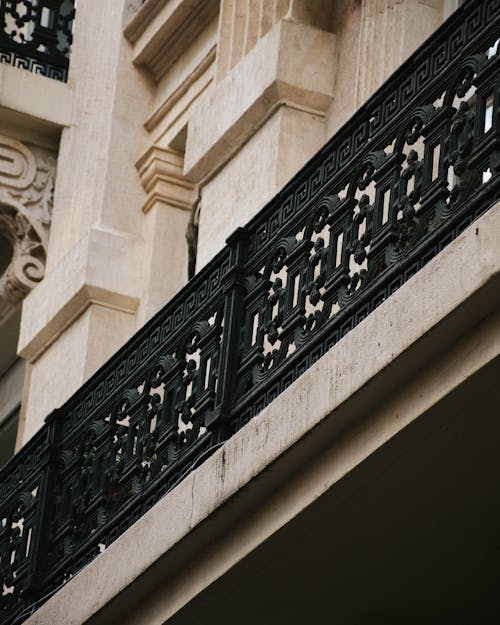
<box><xmin>0</xmin><ymin>0</ymin><xmax>75</xmax><ymax>81</ymax></box>
<box><xmin>1</xmin><ymin>0</ymin><xmax>499</xmax><ymax>622</ymax></box>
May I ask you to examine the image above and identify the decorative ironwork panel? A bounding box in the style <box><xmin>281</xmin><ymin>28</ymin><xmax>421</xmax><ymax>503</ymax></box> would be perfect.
<box><xmin>44</xmin><ymin>247</ymin><xmax>235</xmax><ymax>592</ymax></box>
<box><xmin>0</xmin><ymin>1</ymin><xmax>498</xmax><ymax>622</ymax></box>
<box><xmin>47</xmin><ymin>303</ymin><xmax>226</xmax><ymax>588</ymax></box>
<box><xmin>0</xmin><ymin>0</ymin><xmax>75</xmax><ymax>81</ymax></box>
<box><xmin>232</xmin><ymin>2</ymin><xmax>500</xmax><ymax>426</ymax></box>
<box><xmin>0</xmin><ymin>427</ymin><xmax>53</xmax><ymax>625</ymax></box>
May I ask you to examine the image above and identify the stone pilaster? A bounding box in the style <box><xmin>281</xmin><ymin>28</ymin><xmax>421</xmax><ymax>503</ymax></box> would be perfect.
<box><xmin>136</xmin><ymin>145</ymin><xmax>197</xmax><ymax>323</ymax></box>
<box><xmin>355</xmin><ymin>0</ymin><xmax>442</xmax><ymax>107</ymax></box>
<box><xmin>17</xmin><ymin>0</ymin><xmax>152</xmax><ymax>442</ymax></box>
<box><xmin>187</xmin><ymin>8</ymin><xmax>337</xmax><ymax>268</ymax></box>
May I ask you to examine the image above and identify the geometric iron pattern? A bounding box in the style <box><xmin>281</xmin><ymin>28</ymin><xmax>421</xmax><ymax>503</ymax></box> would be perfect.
<box><xmin>0</xmin><ymin>0</ymin><xmax>75</xmax><ymax>82</ymax></box>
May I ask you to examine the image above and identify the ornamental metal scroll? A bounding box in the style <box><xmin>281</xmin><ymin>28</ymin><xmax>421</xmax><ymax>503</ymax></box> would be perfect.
<box><xmin>0</xmin><ymin>0</ymin><xmax>75</xmax><ymax>81</ymax></box>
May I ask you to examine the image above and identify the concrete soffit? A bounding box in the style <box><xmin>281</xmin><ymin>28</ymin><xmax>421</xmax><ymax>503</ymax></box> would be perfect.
<box><xmin>25</xmin><ymin>204</ymin><xmax>500</xmax><ymax>625</ymax></box>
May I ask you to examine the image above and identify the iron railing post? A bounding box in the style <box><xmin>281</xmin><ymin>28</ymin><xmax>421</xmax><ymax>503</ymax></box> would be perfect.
<box><xmin>206</xmin><ymin>226</ymin><xmax>249</xmax><ymax>439</ymax></box>
<box><xmin>25</xmin><ymin>408</ymin><xmax>63</xmax><ymax>601</ymax></box>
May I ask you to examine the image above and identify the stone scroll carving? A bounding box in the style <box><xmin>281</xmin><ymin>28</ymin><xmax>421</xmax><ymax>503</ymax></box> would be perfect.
<box><xmin>0</xmin><ymin>135</ymin><xmax>56</xmax><ymax>321</ymax></box>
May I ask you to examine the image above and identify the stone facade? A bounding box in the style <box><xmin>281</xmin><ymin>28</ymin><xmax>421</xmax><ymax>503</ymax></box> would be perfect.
<box><xmin>7</xmin><ymin>0</ymin><xmax>451</xmax><ymax>443</ymax></box>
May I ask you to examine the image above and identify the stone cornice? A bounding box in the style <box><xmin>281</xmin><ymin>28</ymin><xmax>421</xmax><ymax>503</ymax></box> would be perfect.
<box><xmin>144</xmin><ymin>45</ymin><xmax>215</xmax><ymax>132</ymax></box>
<box><xmin>136</xmin><ymin>145</ymin><xmax>196</xmax><ymax>213</ymax></box>
<box><xmin>124</xmin><ymin>0</ymin><xmax>219</xmax><ymax>82</ymax></box>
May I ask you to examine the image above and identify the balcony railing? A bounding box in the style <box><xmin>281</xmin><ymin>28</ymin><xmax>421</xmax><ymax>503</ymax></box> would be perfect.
<box><xmin>0</xmin><ymin>0</ymin><xmax>75</xmax><ymax>81</ymax></box>
<box><xmin>1</xmin><ymin>0</ymin><xmax>499</xmax><ymax>622</ymax></box>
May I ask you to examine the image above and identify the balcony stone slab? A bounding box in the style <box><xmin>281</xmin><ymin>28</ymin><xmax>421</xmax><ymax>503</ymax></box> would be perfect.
<box><xmin>0</xmin><ymin>64</ymin><xmax>73</xmax><ymax>147</ymax></box>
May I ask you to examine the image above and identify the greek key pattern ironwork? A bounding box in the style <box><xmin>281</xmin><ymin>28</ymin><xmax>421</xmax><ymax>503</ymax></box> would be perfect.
<box><xmin>0</xmin><ymin>1</ymin><xmax>499</xmax><ymax>622</ymax></box>
<box><xmin>0</xmin><ymin>0</ymin><xmax>75</xmax><ymax>81</ymax></box>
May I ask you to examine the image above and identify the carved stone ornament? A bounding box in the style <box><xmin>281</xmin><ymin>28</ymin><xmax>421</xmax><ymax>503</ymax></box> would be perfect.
<box><xmin>0</xmin><ymin>135</ymin><xmax>56</xmax><ymax>321</ymax></box>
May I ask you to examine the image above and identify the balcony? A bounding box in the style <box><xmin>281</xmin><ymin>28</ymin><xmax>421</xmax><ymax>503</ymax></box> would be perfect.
<box><xmin>0</xmin><ymin>0</ymin><xmax>75</xmax><ymax>81</ymax></box>
<box><xmin>0</xmin><ymin>0</ymin><xmax>499</xmax><ymax>623</ymax></box>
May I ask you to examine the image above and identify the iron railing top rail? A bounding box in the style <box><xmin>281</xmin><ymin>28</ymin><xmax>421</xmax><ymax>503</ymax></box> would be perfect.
<box><xmin>1</xmin><ymin>0</ymin><xmax>499</xmax><ymax>622</ymax></box>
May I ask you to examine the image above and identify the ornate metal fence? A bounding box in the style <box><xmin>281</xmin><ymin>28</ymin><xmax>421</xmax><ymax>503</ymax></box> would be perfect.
<box><xmin>1</xmin><ymin>0</ymin><xmax>499</xmax><ymax>622</ymax></box>
<box><xmin>0</xmin><ymin>0</ymin><xmax>75</xmax><ymax>81</ymax></box>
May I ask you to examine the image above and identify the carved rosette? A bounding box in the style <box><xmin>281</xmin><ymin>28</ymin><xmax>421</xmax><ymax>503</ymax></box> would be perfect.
<box><xmin>0</xmin><ymin>135</ymin><xmax>56</xmax><ymax>321</ymax></box>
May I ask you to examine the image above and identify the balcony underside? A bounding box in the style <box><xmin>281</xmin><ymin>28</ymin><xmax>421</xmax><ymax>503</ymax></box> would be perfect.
<box><xmin>166</xmin><ymin>361</ymin><xmax>500</xmax><ymax>625</ymax></box>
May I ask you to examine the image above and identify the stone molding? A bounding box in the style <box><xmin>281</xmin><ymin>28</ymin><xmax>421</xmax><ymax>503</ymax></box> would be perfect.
<box><xmin>144</xmin><ymin>45</ymin><xmax>216</xmax><ymax>132</ymax></box>
<box><xmin>0</xmin><ymin>135</ymin><xmax>56</xmax><ymax>321</ymax></box>
<box><xmin>18</xmin><ymin>227</ymin><xmax>140</xmax><ymax>363</ymax></box>
<box><xmin>136</xmin><ymin>145</ymin><xmax>196</xmax><ymax>213</ymax></box>
<box><xmin>124</xmin><ymin>0</ymin><xmax>220</xmax><ymax>82</ymax></box>
<box><xmin>184</xmin><ymin>18</ymin><xmax>336</xmax><ymax>182</ymax></box>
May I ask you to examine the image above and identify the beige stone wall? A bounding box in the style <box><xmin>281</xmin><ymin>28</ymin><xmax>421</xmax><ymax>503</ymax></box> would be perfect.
<box><xmin>197</xmin><ymin>104</ymin><xmax>326</xmax><ymax>266</ymax></box>
<box><xmin>186</xmin><ymin>0</ymin><xmax>445</xmax><ymax>266</ymax></box>
<box><xmin>10</xmin><ymin>0</ymin><xmax>451</xmax><ymax>443</ymax></box>
<box><xmin>187</xmin><ymin>11</ymin><xmax>337</xmax><ymax>266</ymax></box>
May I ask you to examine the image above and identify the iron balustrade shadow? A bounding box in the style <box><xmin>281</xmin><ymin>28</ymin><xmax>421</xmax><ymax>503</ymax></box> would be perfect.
<box><xmin>0</xmin><ymin>0</ymin><xmax>75</xmax><ymax>81</ymax></box>
<box><xmin>1</xmin><ymin>0</ymin><xmax>499</xmax><ymax>622</ymax></box>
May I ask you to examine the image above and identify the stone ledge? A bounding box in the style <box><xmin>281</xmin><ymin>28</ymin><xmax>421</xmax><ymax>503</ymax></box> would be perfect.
<box><xmin>25</xmin><ymin>203</ymin><xmax>500</xmax><ymax>625</ymax></box>
<box><xmin>184</xmin><ymin>19</ymin><xmax>336</xmax><ymax>182</ymax></box>
<box><xmin>0</xmin><ymin>64</ymin><xmax>73</xmax><ymax>130</ymax></box>
<box><xmin>18</xmin><ymin>228</ymin><xmax>140</xmax><ymax>363</ymax></box>
<box><xmin>144</xmin><ymin>45</ymin><xmax>215</xmax><ymax>133</ymax></box>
